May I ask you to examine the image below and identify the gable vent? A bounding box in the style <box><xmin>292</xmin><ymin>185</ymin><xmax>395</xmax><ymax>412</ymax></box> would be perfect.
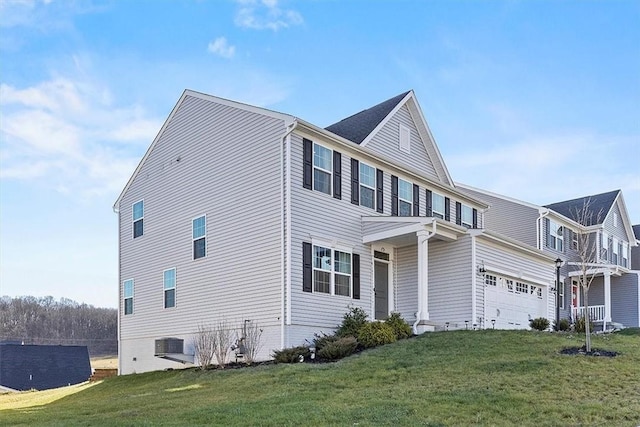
<box><xmin>399</xmin><ymin>124</ymin><xmax>411</xmax><ymax>154</ymax></box>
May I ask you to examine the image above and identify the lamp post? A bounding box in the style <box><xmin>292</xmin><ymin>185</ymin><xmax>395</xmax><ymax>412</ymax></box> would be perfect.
<box><xmin>555</xmin><ymin>258</ymin><xmax>563</xmax><ymax>328</ymax></box>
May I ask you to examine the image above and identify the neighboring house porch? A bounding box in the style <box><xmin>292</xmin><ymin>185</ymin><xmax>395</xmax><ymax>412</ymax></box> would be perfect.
<box><xmin>568</xmin><ymin>263</ymin><xmax>640</xmax><ymax>329</ymax></box>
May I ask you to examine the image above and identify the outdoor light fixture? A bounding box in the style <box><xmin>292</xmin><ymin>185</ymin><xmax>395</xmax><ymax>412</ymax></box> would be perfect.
<box><xmin>445</xmin><ymin>322</ymin><xmax>450</xmax><ymax>331</ymax></box>
<box><xmin>555</xmin><ymin>258</ymin><xmax>563</xmax><ymax>328</ymax></box>
<box><xmin>478</xmin><ymin>261</ymin><xmax>486</xmax><ymax>276</ymax></box>
<box><xmin>491</xmin><ymin>319</ymin><xmax>496</xmax><ymax>329</ymax></box>
<box><xmin>465</xmin><ymin>320</ymin><xmax>469</xmax><ymax>330</ymax></box>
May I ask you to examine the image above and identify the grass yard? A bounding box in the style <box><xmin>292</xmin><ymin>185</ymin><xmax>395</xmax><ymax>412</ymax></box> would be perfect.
<box><xmin>1</xmin><ymin>330</ymin><xmax>639</xmax><ymax>426</ymax></box>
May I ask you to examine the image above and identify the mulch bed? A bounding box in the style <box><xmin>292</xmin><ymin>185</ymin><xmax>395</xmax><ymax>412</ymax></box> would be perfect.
<box><xmin>560</xmin><ymin>346</ymin><xmax>619</xmax><ymax>357</ymax></box>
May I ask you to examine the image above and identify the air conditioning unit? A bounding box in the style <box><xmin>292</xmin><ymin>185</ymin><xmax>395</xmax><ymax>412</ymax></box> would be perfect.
<box><xmin>154</xmin><ymin>338</ymin><xmax>184</xmax><ymax>355</ymax></box>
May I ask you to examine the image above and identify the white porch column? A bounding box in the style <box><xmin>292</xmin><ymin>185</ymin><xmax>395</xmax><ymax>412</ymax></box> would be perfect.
<box><xmin>415</xmin><ymin>230</ymin><xmax>434</xmax><ymax>333</ymax></box>
<box><xmin>604</xmin><ymin>271</ymin><xmax>612</xmax><ymax>328</ymax></box>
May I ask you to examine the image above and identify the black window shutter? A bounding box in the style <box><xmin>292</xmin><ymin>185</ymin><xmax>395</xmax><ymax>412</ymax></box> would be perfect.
<box><xmin>545</xmin><ymin>218</ymin><xmax>551</xmax><ymax>248</ymax></box>
<box><xmin>391</xmin><ymin>175</ymin><xmax>398</xmax><ymax>216</ymax></box>
<box><xmin>445</xmin><ymin>197</ymin><xmax>451</xmax><ymax>221</ymax></box>
<box><xmin>426</xmin><ymin>189</ymin><xmax>432</xmax><ymax>217</ymax></box>
<box><xmin>472</xmin><ymin>208</ymin><xmax>478</xmax><ymax>229</ymax></box>
<box><xmin>352</xmin><ymin>254</ymin><xmax>360</xmax><ymax>299</ymax></box>
<box><xmin>413</xmin><ymin>184</ymin><xmax>420</xmax><ymax>216</ymax></box>
<box><xmin>333</xmin><ymin>151</ymin><xmax>342</xmax><ymax>200</ymax></box>
<box><xmin>376</xmin><ymin>169</ymin><xmax>384</xmax><ymax>213</ymax></box>
<box><xmin>455</xmin><ymin>201</ymin><xmax>462</xmax><ymax>225</ymax></box>
<box><xmin>351</xmin><ymin>158</ymin><xmax>359</xmax><ymax>205</ymax></box>
<box><xmin>303</xmin><ymin>242</ymin><xmax>312</xmax><ymax>293</ymax></box>
<box><xmin>303</xmin><ymin>138</ymin><xmax>313</xmax><ymax>190</ymax></box>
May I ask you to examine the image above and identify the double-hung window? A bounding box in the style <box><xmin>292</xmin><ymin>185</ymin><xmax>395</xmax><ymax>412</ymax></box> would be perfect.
<box><xmin>312</xmin><ymin>245</ymin><xmax>352</xmax><ymax>297</ymax></box>
<box><xmin>612</xmin><ymin>238</ymin><xmax>619</xmax><ymax>265</ymax></box>
<box><xmin>123</xmin><ymin>279</ymin><xmax>134</xmax><ymax>315</ymax></box>
<box><xmin>313</xmin><ymin>143</ymin><xmax>332</xmax><ymax>195</ymax></box>
<box><xmin>571</xmin><ymin>230</ymin><xmax>579</xmax><ymax>251</ymax></box>
<box><xmin>548</xmin><ymin>220</ymin><xmax>564</xmax><ymax>252</ymax></box>
<box><xmin>133</xmin><ymin>200</ymin><xmax>144</xmax><ymax>238</ymax></box>
<box><xmin>601</xmin><ymin>231</ymin><xmax>608</xmax><ymax>261</ymax></box>
<box><xmin>163</xmin><ymin>268</ymin><xmax>176</xmax><ymax>309</ymax></box>
<box><xmin>622</xmin><ymin>242</ymin><xmax>629</xmax><ymax>267</ymax></box>
<box><xmin>461</xmin><ymin>205</ymin><xmax>473</xmax><ymax>228</ymax></box>
<box><xmin>398</xmin><ymin>178</ymin><xmax>413</xmax><ymax>217</ymax></box>
<box><xmin>359</xmin><ymin>162</ymin><xmax>376</xmax><ymax>210</ymax></box>
<box><xmin>193</xmin><ymin>215</ymin><xmax>206</xmax><ymax>259</ymax></box>
<box><xmin>432</xmin><ymin>192</ymin><xmax>445</xmax><ymax>219</ymax></box>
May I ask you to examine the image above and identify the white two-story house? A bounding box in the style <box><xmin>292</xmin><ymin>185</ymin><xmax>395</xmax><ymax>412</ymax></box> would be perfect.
<box><xmin>114</xmin><ymin>90</ymin><xmax>557</xmax><ymax>374</ymax></box>
<box><xmin>459</xmin><ymin>185</ymin><xmax>639</xmax><ymax>330</ymax></box>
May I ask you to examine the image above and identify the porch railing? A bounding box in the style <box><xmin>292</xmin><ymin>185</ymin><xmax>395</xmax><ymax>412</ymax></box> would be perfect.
<box><xmin>572</xmin><ymin>305</ymin><xmax>605</xmax><ymax>322</ymax></box>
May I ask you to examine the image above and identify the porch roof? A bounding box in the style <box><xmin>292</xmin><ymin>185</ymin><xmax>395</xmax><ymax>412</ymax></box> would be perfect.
<box><xmin>361</xmin><ymin>216</ymin><xmax>467</xmax><ymax>246</ymax></box>
<box><xmin>566</xmin><ymin>262</ymin><xmax>629</xmax><ymax>278</ymax></box>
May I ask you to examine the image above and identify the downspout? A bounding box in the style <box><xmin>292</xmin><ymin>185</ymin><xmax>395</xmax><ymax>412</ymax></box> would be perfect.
<box><xmin>537</xmin><ymin>208</ymin><xmax>550</xmax><ymax>251</ymax></box>
<box><xmin>413</xmin><ymin>219</ymin><xmax>437</xmax><ymax>335</ymax></box>
<box><xmin>280</xmin><ymin>119</ymin><xmax>297</xmax><ymax>349</ymax></box>
<box><xmin>471</xmin><ymin>232</ymin><xmax>478</xmax><ymax>328</ymax></box>
<box><xmin>112</xmin><ymin>205</ymin><xmax>122</xmax><ymax>375</ymax></box>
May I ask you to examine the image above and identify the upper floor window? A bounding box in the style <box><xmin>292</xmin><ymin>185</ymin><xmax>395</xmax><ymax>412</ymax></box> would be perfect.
<box><xmin>432</xmin><ymin>192</ymin><xmax>445</xmax><ymax>219</ymax></box>
<box><xmin>193</xmin><ymin>215</ymin><xmax>206</xmax><ymax>259</ymax></box>
<box><xmin>133</xmin><ymin>200</ymin><xmax>144</xmax><ymax>238</ymax></box>
<box><xmin>612</xmin><ymin>238</ymin><xmax>619</xmax><ymax>265</ymax></box>
<box><xmin>163</xmin><ymin>268</ymin><xmax>176</xmax><ymax>309</ymax></box>
<box><xmin>312</xmin><ymin>245</ymin><xmax>352</xmax><ymax>297</ymax></box>
<box><xmin>622</xmin><ymin>242</ymin><xmax>629</xmax><ymax>267</ymax></box>
<box><xmin>547</xmin><ymin>220</ymin><xmax>564</xmax><ymax>252</ymax></box>
<box><xmin>313</xmin><ymin>143</ymin><xmax>332</xmax><ymax>195</ymax></box>
<box><xmin>359</xmin><ymin>162</ymin><xmax>376</xmax><ymax>210</ymax></box>
<box><xmin>571</xmin><ymin>230</ymin><xmax>579</xmax><ymax>251</ymax></box>
<box><xmin>461</xmin><ymin>205</ymin><xmax>473</xmax><ymax>228</ymax></box>
<box><xmin>303</xmin><ymin>139</ymin><xmax>341</xmax><ymax>199</ymax></box>
<box><xmin>398</xmin><ymin>178</ymin><xmax>413</xmax><ymax>217</ymax></box>
<box><xmin>601</xmin><ymin>231</ymin><xmax>609</xmax><ymax>261</ymax></box>
<box><xmin>123</xmin><ymin>279</ymin><xmax>134</xmax><ymax>315</ymax></box>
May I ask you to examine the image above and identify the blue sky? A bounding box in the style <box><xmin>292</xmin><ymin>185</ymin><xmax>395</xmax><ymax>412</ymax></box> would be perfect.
<box><xmin>1</xmin><ymin>0</ymin><xmax>639</xmax><ymax>309</ymax></box>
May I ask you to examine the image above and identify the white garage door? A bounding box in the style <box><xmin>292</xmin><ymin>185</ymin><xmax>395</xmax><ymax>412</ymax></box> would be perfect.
<box><xmin>484</xmin><ymin>274</ymin><xmax>547</xmax><ymax>329</ymax></box>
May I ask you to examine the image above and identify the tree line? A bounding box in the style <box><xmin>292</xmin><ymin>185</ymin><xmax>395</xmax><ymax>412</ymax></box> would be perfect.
<box><xmin>0</xmin><ymin>296</ymin><xmax>117</xmax><ymax>356</ymax></box>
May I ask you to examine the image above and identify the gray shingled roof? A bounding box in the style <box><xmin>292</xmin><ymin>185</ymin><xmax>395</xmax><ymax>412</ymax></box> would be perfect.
<box><xmin>633</xmin><ymin>224</ymin><xmax>640</xmax><ymax>240</ymax></box>
<box><xmin>325</xmin><ymin>91</ymin><xmax>411</xmax><ymax>144</ymax></box>
<box><xmin>544</xmin><ymin>190</ymin><xmax>620</xmax><ymax>226</ymax></box>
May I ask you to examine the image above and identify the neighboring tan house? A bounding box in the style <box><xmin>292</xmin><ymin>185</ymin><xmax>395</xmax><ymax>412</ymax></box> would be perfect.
<box><xmin>114</xmin><ymin>90</ymin><xmax>557</xmax><ymax>375</ymax></box>
<box><xmin>459</xmin><ymin>185</ymin><xmax>639</xmax><ymax>330</ymax></box>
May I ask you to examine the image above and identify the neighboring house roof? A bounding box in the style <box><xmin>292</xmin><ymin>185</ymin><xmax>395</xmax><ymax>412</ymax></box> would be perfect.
<box><xmin>0</xmin><ymin>345</ymin><xmax>91</xmax><ymax>391</ymax></box>
<box><xmin>633</xmin><ymin>224</ymin><xmax>640</xmax><ymax>241</ymax></box>
<box><xmin>544</xmin><ymin>190</ymin><xmax>620</xmax><ymax>226</ymax></box>
<box><xmin>325</xmin><ymin>91</ymin><xmax>411</xmax><ymax>144</ymax></box>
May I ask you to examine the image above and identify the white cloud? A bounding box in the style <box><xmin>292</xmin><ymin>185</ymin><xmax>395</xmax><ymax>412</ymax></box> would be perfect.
<box><xmin>0</xmin><ymin>76</ymin><xmax>162</xmax><ymax>197</ymax></box>
<box><xmin>207</xmin><ymin>37</ymin><xmax>235</xmax><ymax>58</ymax></box>
<box><xmin>234</xmin><ymin>0</ymin><xmax>303</xmax><ymax>31</ymax></box>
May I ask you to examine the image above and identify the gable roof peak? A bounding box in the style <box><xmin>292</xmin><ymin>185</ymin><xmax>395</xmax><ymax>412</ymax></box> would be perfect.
<box><xmin>324</xmin><ymin>90</ymin><xmax>412</xmax><ymax>144</ymax></box>
<box><xmin>544</xmin><ymin>189</ymin><xmax>621</xmax><ymax>226</ymax></box>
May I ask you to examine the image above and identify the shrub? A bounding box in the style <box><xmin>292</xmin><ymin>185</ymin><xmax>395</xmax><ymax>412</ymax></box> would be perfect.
<box><xmin>317</xmin><ymin>336</ymin><xmax>358</xmax><ymax>361</ymax></box>
<box><xmin>357</xmin><ymin>322</ymin><xmax>397</xmax><ymax>348</ymax></box>
<box><xmin>272</xmin><ymin>346</ymin><xmax>311</xmax><ymax>363</ymax></box>
<box><xmin>385</xmin><ymin>312</ymin><xmax>412</xmax><ymax>340</ymax></box>
<box><xmin>529</xmin><ymin>317</ymin><xmax>550</xmax><ymax>331</ymax></box>
<box><xmin>553</xmin><ymin>318</ymin><xmax>571</xmax><ymax>332</ymax></box>
<box><xmin>312</xmin><ymin>332</ymin><xmax>339</xmax><ymax>351</ymax></box>
<box><xmin>615</xmin><ymin>327</ymin><xmax>640</xmax><ymax>336</ymax></box>
<box><xmin>336</xmin><ymin>307</ymin><xmax>369</xmax><ymax>338</ymax></box>
<box><xmin>574</xmin><ymin>316</ymin><xmax>594</xmax><ymax>333</ymax></box>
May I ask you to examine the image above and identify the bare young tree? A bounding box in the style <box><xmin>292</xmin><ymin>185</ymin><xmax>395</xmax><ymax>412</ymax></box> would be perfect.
<box><xmin>193</xmin><ymin>323</ymin><xmax>217</xmax><ymax>370</ymax></box>
<box><xmin>570</xmin><ymin>198</ymin><xmax>604</xmax><ymax>353</ymax></box>
<box><xmin>214</xmin><ymin>319</ymin><xmax>233</xmax><ymax>368</ymax></box>
<box><xmin>237</xmin><ymin>320</ymin><xmax>263</xmax><ymax>364</ymax></box>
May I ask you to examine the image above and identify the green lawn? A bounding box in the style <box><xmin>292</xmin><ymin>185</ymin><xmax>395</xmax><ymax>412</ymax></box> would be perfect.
<box><xmin>2</xmin><ymin>330</ymin><xmax>639</xmax><ymax>426</ymax></box>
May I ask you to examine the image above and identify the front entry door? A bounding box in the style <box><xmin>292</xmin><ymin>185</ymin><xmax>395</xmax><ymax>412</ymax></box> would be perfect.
<box><xmin>374</xmin><ymin>260</ymin><xmax>389</xmax><ymax>320</ymax></box>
